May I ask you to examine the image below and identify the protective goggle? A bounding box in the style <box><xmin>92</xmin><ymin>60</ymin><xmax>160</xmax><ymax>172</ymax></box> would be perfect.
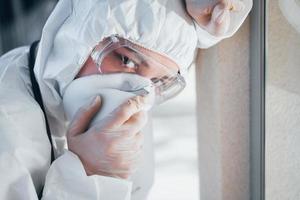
<box><xmin>90</xmin><ymin>35</ymin><xmax>186</xmax><ymax>104</ymax></box>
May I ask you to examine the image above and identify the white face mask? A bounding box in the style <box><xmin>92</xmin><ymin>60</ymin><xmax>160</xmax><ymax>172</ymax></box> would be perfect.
<box><xmin>62</xmin><ymin>73</ymin><xmax>154</xmax><ymax>127</ymax></box>
<box><xmin>63</xmin><ymin>73</ymin><xmax>156</xmax><ymax>196</ymax></box>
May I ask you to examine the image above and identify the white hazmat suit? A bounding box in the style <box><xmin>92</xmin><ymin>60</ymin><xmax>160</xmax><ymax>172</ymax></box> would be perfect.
<box><xmin>0</xmin><ymin>0</ymin><xmax>252</xmax><ymax>199</ymax></box>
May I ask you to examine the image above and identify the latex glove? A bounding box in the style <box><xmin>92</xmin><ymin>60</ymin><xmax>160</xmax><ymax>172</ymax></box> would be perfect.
<box><xmin>67</xmin><ymin>95</ymin><xmax>148</xmax><ymax>179</ymax></box>
<box><xmin>186</xmin><ymin>0</ymin><xmax>245</xmax><ymax>36</ymax></box>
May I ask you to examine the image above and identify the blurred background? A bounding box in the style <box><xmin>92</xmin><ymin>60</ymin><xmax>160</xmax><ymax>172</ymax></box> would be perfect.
<box><xmin>149</xmin><ymin>66</ymin><xmax>199</xmax><ymax>200</ymax></box>
<box><xmin>265</xmin><ymin>0</ymin><xmax>300</xmax><ymax>199</ymax></box>
<box><xmin>0</xmin><ymin>0</ymin><xmax>57</xmax><ymax>55</ymax></box>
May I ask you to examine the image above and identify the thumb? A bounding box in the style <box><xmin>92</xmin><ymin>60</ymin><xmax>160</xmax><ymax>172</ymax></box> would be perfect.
<box><xmin>67</xmin><ymin>95</ymin><xmax>102</xmax><ymax>137</ymax></box>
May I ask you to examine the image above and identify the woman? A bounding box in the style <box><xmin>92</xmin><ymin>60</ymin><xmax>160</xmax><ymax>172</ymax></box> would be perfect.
<box><xmin>0</xmin><ymin>0</ymin><xmax>251</xmax><ymax>199</ymax></box>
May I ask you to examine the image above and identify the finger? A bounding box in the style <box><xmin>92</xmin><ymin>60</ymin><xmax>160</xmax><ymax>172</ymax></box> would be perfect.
<box><xmin>134</xmin><ymin>132</ymin><xmax>144</xmax><ymax>150</ymax></box>
<box><xmin>122</xmin><ymin>111</ymin><xmax>148</xmax><ymax>136</ymax></box>
<box><xmin>209</xmin><ymin>5</ymin><xmax>230</xmax><ymax>35</ymax></box>
<box><xmin>186</xmin><ymin>3</ymin><xmax>213</xmax><ymax>26</ymax></box>
<box><xmin>228</xmin><ymin>0</ymin><xmax>245</xmax><ymax>12</ymax></box>
<box><xmin>67</xmin><ymin>96</ymin><xmax>101</xmax><ymax>137</ymax></box>
<box><xmin>118</xmin><ymin>173</ymin><xmax>130</xmax><ymax>180</ymax></box>
<box><xmin>215</xmin><ymin>9</ymin><xmax>230</xmax><ymax>34</ymax></box>
<box><xmin>219</xmin><ymin>0</ymin><xmax>230</xmax><ymax>9</ymax></box>
<box><xmin>212</xmin><ymin>7</ymin><xmax>230</xmax><ymax>25</ymax></box>
<box><xmin>104</xmin><ymin>95</ymin><xmax>148</xmax><ymax>129</ymax></box>
<box><xmin>219</xmin><ymin>0</ymin><xmax>245</xmax><ymax>12</ymax></box>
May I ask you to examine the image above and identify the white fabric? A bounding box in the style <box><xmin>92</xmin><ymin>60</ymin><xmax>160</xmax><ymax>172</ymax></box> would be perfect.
<box><xmin>43</xmin><ymin>150</ymin><xmax>132</xmax><ymax>200</ymax></box>
<box><xmin>0</xmin><ymin>0</ymin><xmax>250</xmax><ymax>199</ymax></box>
<box><xmin>63</xmin><ymin>73</ymin><xmax>156</xmax><ymax>197</ymax></box>
<box><xmin>63</xmin><ymin>73</ymin><xmax>154</xmax><ymax>127</ymax></box>
<box><xmin>186</xmin><ymin>0</ymin><xmax>253</xmax><ymax>48</ymax></box>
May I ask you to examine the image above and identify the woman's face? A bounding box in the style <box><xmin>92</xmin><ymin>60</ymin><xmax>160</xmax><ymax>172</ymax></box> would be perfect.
<box><xmin>76</xmin><ymin>40</ymin><xmax>180</xmax><ymax>81</ymax></box>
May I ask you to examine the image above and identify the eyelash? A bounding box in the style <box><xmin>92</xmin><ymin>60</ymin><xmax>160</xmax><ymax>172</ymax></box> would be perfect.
<box><xmin>118</xmin><ymin>53</ymin><xmax>138</xmax><ymax>69</ymax></box>
<box><xmin>114</xmin><ymin>48</ymin><xmax>150</xmax><ymax>72</ymax></box>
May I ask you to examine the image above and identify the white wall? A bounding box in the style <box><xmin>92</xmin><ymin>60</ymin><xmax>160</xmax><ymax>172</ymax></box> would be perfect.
<box><xmin>195</xmin><ymin>18</ymin><xmax>250</xmax><ymax>200</ymax></box>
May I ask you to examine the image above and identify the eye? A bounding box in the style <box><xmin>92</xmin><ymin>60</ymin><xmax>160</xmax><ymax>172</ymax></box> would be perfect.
<box><xmin>121</xmin><ymin>55</ymin><xmax>136</xmax><ymax>69</ymax></box>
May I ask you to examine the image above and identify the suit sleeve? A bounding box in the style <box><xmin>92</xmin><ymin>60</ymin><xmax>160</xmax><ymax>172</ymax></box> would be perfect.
<box><xmin>42</xmin><ymin>150</ymin><xmax>133</xmax><ymax>200</ymax></box>
<box><xmin>0</xmin><ymin>48</ymin><xmax>133</xmax><ymax>200</ymax></box>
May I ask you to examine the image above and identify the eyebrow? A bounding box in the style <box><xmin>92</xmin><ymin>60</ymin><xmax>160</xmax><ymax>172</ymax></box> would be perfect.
<box><xmin>114</xmin><ymin>47</ymin><xmax>142</xmax><ymax>62</ymax></box>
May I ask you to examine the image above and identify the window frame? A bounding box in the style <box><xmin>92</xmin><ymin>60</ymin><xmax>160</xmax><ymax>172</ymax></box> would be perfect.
<box><xmin>249</xmin><ymin>0</ymin><xmax>266</xmax><ymax>199</ymax></box>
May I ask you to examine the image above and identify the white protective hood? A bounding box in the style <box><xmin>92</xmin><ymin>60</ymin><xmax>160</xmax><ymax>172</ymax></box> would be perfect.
<box><xmin>34</xmin><ymin>0</ymin><xmax>199</xmax><ymax>149</ymax></box>
<box><xmin>33</xmin><ymin>0</ymin><xmax>251</xmax><ymax>152</ymax></box>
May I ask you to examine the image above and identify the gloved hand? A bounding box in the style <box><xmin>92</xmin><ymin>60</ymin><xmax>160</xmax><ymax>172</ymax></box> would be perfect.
<box><xmin>67</xmin><ymin>95</ymin><xmax>148</xmax><ymax>179</ymax></box>
<box><xmin>186</xmin><ymin>0</ymin><xmax>245</xmax><ymax>36</ymax></box>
